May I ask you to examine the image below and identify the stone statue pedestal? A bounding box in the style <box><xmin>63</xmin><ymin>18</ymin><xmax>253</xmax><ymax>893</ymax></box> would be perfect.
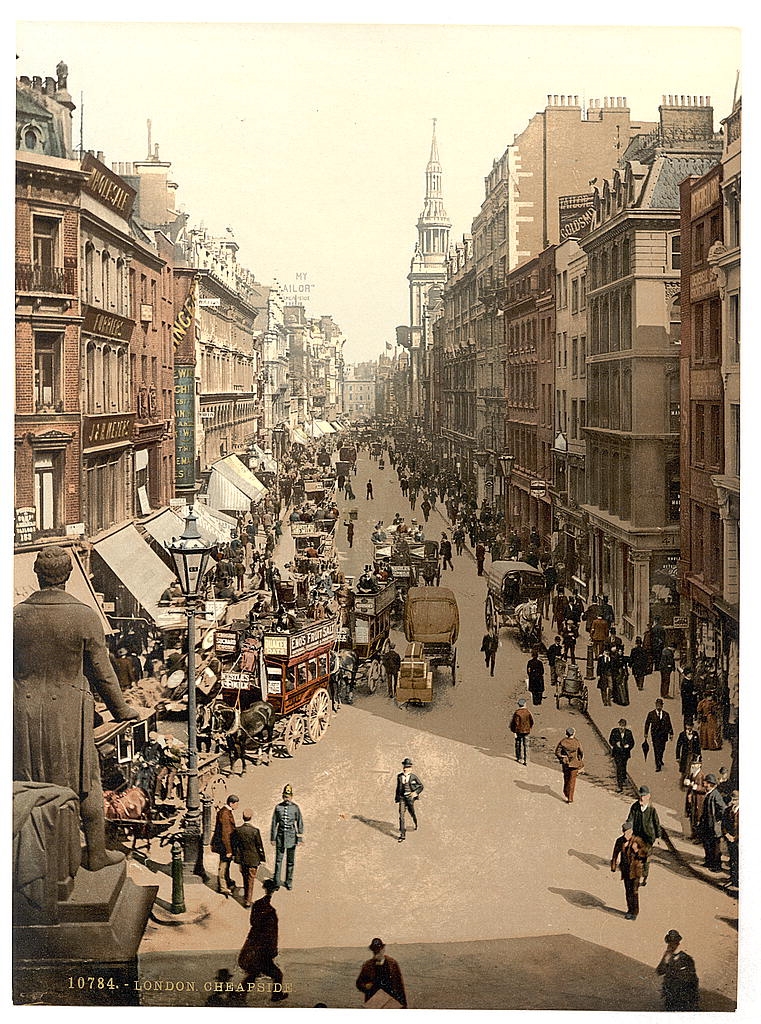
<box><xmin>13</xmin><ymin>860</ymin><xmax>158</xmax><ymax>1005</ymax></box>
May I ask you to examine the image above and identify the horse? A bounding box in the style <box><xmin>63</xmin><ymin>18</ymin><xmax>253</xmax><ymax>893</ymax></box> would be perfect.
<box><xmin>515</xmin><ymin>599</ymin><xmax>542</xmax><ymax>648</ymax></box>
<box><xmin>212</xmin><ymin>700</ymin><xmax>276</xmax><ymax>772</ymax></box>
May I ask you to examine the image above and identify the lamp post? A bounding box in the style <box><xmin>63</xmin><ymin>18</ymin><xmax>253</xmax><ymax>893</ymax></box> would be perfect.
<box><xmin>166</xmin><ymin>507</ymin><xmax>213</xmax><ymax>879</ymax></box>
<box><xmin>498</xmin><ymin>453</ymin><xmax>515</xmax><ymax>528</ymax></box>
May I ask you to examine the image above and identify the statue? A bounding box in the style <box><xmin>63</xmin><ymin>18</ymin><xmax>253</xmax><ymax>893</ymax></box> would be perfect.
<box><xmin>56</xmin><ymin>60</ymin><xmax>68</xmax><ymax>90</ymax></box>
<box><xmin>13</xmin><ymin>546</ymin><xmax>140</xmax><ymax>872</ymax></box>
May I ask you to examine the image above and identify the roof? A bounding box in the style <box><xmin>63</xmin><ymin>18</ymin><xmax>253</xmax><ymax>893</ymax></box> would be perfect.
<box><xmin>14</xmin><ymin>548</ymin><xmax>113</xmax><ymax>634</ymax></box>
<box><xmin>404</xmin><ymin>586</ymin><xmax>459</xmax><ymax>644</ymax></box>
<box><xmin>206</xmin><ymin>454</ymin><xmax>268</xmax><ymax>511</ymax></box>
<box><xmin>642</xmin><ymin>154</ymin><xmax>722</xmax><ymax>210</ymax></box>
<box><xmin>92</xmin><ymin>523</ymin><xmax>185</xmax><ymax>628</ymax></box>
<box><xmin>487</xmin><ymin>560</ymin><xmax>545</xmax><ymax>585</ymax></box>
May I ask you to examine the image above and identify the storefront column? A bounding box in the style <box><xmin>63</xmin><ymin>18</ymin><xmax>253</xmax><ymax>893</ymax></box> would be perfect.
<box><xmin>630</xmin><ymin>549</ymin><xmax>651</xmax><ymax>638</ymax></box>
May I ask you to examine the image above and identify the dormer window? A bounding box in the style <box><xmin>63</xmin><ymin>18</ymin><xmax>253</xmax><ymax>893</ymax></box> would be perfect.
<box><xmin>20</xmin><ymin>122</ymin><xmax>43</xmax><ymax>152</ymax></box>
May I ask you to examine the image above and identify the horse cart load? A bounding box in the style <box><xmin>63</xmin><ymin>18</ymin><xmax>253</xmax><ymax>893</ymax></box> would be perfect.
<box><xmin>399</xmin><ymin>586</ymin><xmax>459</xmax><ymax>703</ymax></box>
<box><xmin>484</xmin><ymin>560</ymin><xmax>545</xmax><ymax>647</ymax></box>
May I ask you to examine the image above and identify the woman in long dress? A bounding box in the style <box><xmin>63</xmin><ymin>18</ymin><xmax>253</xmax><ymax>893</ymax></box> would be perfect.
<box><xmin>611</xmin><ymin>645</ymin><xmax>630</xmax><ymax>706</ymax></box>
<box><xmin>696</xmin><ymin>692</ymin><xmax>723</xmax><ymax>750</ymax></box>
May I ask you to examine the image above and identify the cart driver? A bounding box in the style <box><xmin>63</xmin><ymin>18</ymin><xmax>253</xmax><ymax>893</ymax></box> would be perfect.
<box><xmin>371</xmin><ymin>522</ymin><xmax>387</xmax><ymax>544</ymax></box>
<box><xmin>503</xmin><ymin>572</ymin><xmax>521</xmax><ymax>608</ymax></box>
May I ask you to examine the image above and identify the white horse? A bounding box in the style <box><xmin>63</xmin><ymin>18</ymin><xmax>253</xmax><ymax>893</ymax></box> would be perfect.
<box><xmin>515</xmin><ymin>599</ymin><xmax>541</xmax><ymax>645</ymax></box>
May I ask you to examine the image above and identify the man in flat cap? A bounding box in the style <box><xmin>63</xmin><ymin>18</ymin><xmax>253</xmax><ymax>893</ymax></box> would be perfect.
<box><xmin>395</xmin><ymin>757</ymin><xmax>424</xmax><ymax>842</ymax></box>
<box><xmin>554</xmin><ymin>727</ymin><xmax>584</xmax><ymax>803</ymax></box>
<box><xmin>656</xmin><ymin>929</ymin><xmax>699</xmax><ymax>1010</ymax></box>
<box><xmin>355</xmin><ymin>938</ymin><xmax>407</xmax><ymax>1007</ymax></box>
<box><xmin>509</xmin><ymin>698</ymin><xmax>534</xmax><ymax>765</ymax></box>
<box><xmin>13</xmin><ymin>546</ymin><xmax>140</xmax><ymax>870</ymax></box>
<box><xmin>626</xmin><ymin>786</ymin><xmax>662</xmax><ymax>886</ymax></box>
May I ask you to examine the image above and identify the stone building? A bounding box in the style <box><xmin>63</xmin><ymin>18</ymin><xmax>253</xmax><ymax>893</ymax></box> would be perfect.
<box><xmin>678</xmin><ymin>95</ymin><xmax>740</xmax><ymax>749</ymax></box>
<box><xmin>581</xmin><ymin>96</ymin><xmax>722</xmax><ymax>639</ymax></box>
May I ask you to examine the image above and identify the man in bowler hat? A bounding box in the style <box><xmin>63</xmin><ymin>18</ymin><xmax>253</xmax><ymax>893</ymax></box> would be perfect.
<box><xmin>626</xmin><ymin>786</ymin><xmax>662</xmax><ymax>885</ymax></box>
<box><xmin>395</xmin><ymin>757</ymin><xmax>424</xmax><ymax>842</ymax></box>
<box><xmin>356</xmin><ymin>938</ymin><xmax>408</xmax><ymax>1007</ymax></box>
<box><xmin>644</xmin><ymin>698</ymin><xmax>674</xmax><ymax>771</ymax></box>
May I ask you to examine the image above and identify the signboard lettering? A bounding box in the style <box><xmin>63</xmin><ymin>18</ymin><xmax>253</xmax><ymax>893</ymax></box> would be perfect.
<box><xmin>689</xmin><ymin>267</ymin><xmax>719</xmax><ymax>302</ymax></box>
<box><xmin>173</xmin><ymin>283</ymin><xmax>197</xmax><ymax>349</ymax></box>
<box><xmin>690</xmin><ymin>175</ymin><xmax>720</xmax><ymax>218</ymax></box>
<box><xmin>221</xmin><ymin>671</ymin><xmax>255</xmax><ymax>690</ymax></box>
<box><xmin>15</xmin><ymin>507</ymin><xmax>36</xmax><ymax>544</ymax></box>
<box><xmin>82</xmin><ymin>304</ymin><xmax>133</xmax><ymax>342</ymax></box>
<box><xmin>174</xmin><ymin>366</ymin><xmax>196</xmax><ymax>489</ymax></box>
<box><xmin>82</xmin><ymin>413</ymin><xmax>135</xmax><ymax>451</ymax></box>
<box><xmin>81</xmin><ymin>152</ymin><xmax>135</xmax><ymax>217</ymax></box>
<box><xmin>558</xmin><ymin>193</ymin><xmax>595</xmax><ymax>241</ymax></box>
<box><xmin>214</xmin><ymin>630</ymin><xmax>240</xmax><ymax>654</ymax></box>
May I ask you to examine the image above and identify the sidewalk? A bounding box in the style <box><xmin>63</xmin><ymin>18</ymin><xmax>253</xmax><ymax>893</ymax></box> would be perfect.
<box><xmin>425</xmin><ymin>502</ymin><xmax>734</xmax><ymax>893</ymax></box>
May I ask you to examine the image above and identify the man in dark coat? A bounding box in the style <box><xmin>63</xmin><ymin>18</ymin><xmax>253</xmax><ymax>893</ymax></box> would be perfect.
<box><xmin>356</xmin><ymin>938</ymin><xmax>407</xmax><ymax>1007</ymax></box>
<box><xmin>232</xmin><ymin>808</ymin><xmax>266</xmax><ymax>907</ymax></box>
<box><xmin>270</xmin><ymin>784</ymin><xmax>304</xmax><ymax>890</ymax></box>
<box><xmin>395</xmin><ymin>757</ymin><xmax>424</xmax><ymax>842</ymax></box>
<box><xmin>382</xmin><ymin>644</ymin><xmax>402</xmax><ymax>698</ymax></box>
<box><xmin>238</xmin><ymin>879</ymin><xmax>288</xmax><ymax>1001</ymax></box>
<box><xmin>596</xmin><ymin>643</ymin><xmax>615</xmax><ymax>706</ymax></box>
<box><xmin>679</xmin><ymin>666</ymin><xmax>699</xmax><ymax>725</ymax></box>
<box><xmin>211</xmin><ymin>794</ymin><xmax>240</xmax><ymax>894</ymax></box>
<box><xmin>675</xmin><ymin>723</ymin><xmax>702</xmax><ymax>782</ymax></box>
<box><xmin>656</xmin><ymin>930</ymin><xmax>699</xmax><ymax>1011</ymax></box>
<box><xmin>697</xmin><ymin>773</ymin><xmax>726</xmax><ymax>871</ymax></box>
<box><xmin>526</xmin><ymin>649</ymin><xmax>545</xmax><ymax>706</ymax></box>
<box><xmin>480</xmin><ymin>632</ymin><xmax>499</xmax><ymax>676</ymax></box>
<box><xmin>628</xmin><ymin>636</ymin><xmax>650</xmax><ymax>691</ymax></box>
<box><xmin>113</xmin><ymin>646</ymin><xmax>139</xmax><ymax>691</ymax></box>
<box><xmin>610</xmin><ymin>822</ymin><xmax>649</xmax><ymax>919</ymax></box>
<box><xmin>440</xmin><ymin>534</ymin><xmax>454</xmax><ymax>571</ymax></box>
<box><xmin>608</xmin><ymin>719</ymin><xmax>635</xmax><ymax>792</ymax></box>
<box><xmin>475</xmin><ymin>541</ymin><xmax>486</xmax><ymax>576</ymax></box>
<box><xmin>13</xmin><ymin>546</ymin><xmax>140</xmax><ymax>871</ymax></box>
<box><xmin>555</xmin><ymin>727</ymin><xmax>584</xmax><ymax>803</ymax></box>
<box><xmin>659</xmin><ymin>643</ymin><xmax>676</xmax><ymax>699</ymax></box>
<box><xmin>346</xmin><ymin>521</ymin><xmax>354</xmax><ymax>548</ymax></box>
<box><xmin>644</xmin><ymin>698</ymin><xmax>674</xmax><ymax>771</ymax></box>
<box><xmin>546</xmin><ymin>635</ymin><xmax>564</xmax><ymax>688</ymax></box>
<box><xmin>626</xmin><ymin>786</ymin><xmax>661</xmax><ymax>885</ymax></box>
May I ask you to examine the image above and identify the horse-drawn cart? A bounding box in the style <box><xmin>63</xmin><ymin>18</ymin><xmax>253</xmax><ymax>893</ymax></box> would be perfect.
<box><xmin>398</xmin><ymin>586</ymin><xmax>459</xmax><ymax>704</ymax></box>
<box><xmin>555</xmin><ymin>661</ymin><xmax>589</xmax><ymax>712</ymax></box>
<box><xmin>484</xmin><ymin>560</ymin><xmax>545</xmax><ymax>646</ymax></box>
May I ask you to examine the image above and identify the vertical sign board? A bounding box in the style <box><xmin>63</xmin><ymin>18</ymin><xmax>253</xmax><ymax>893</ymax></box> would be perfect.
<box><xmin>174</xmin><ymin>365</ymin><xmax>196</xmax><ymax>490</ymax></box>
<box><xmin>15</xmin><ymin>507</ymin><xmax>36</xmax><ymax>545</ymax></box>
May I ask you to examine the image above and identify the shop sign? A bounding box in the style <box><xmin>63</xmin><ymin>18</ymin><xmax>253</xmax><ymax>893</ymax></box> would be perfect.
<box><xmin>173</xmin><ymin>281</ymin><xmax>197</xmax><ymax>349</ymax></box>
<box><xmin>82</xmin><ymin>304</ymin><xmax>133</xmax><ymax>342</ymax></box>
<box><xmin>559</xmin><ymin>193</ymin><xmax>595</xmax><ymax>241</ymax></box>
<box><xmin>672</xmin><ymin>616</ymin><xmax>689</xmax><ymax>628</ymax></box>
<box><xmin>214</xmin><ymin>629</ymin><xmax>240</xmax><ymax>654</ymax></box>
<box><xmin>530</xmin><ymin>479</ymin><xmax>547</xmax><ymax>496</ymax></box>
<box><xmin>81</xmin><ymin>151</ymin><xmax>135</xmax><ymax>217</ymax></box>
<box><xmin>82</xmin><ymin>413</ymin><xmax>135</xmax><ymax>451</ymax></box>
<box><xmin>174</xmin><ymin>365</ymin><xmax>196</xmax><ymax>489</ymax></box>
<box><xmin>221</xmin><ymin>671</ymin><xmax>254</xmax><ymax>690</ymax></box>
<box><xmin>15</xmin><ymin>506</ymin><xmax>36</xmax><ymax>544</ymax></box>
<box><xmin>690</xmin><ymin>267</ymin><xmax>718</xmax><ymax>302</ymax></box>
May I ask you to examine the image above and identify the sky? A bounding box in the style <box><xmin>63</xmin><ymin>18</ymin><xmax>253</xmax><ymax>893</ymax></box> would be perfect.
<box><xmin>14</xmin><ymin>14</ymin><xmax>742</xmax><ymax>364</ymax></box>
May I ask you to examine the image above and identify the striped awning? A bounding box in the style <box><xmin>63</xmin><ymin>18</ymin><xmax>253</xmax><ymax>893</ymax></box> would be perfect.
<box><xmin>206</xmin><ymin>454</ymin><xmax>268</xmax><ymax>511</ymax></box>
<box><xmin>93</xmin><ymin>523</ymin><xmax>185</xmax><ymax>628</ymax></box>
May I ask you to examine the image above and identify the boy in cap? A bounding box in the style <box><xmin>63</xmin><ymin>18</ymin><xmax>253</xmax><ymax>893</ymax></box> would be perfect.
<box><xmin>356</xmin><ymin>938</ymin><xmax>407</xmax><ymax>1007</ymax></box>
<box><xmin>395</xmin><ymin>758</ymin><xmax>424</xmax><ymax>842</ymax></box>
<box><xmin>509</xmin><ymin>698</ymin><xmax>534</xmax><ymax>765</ymax></box>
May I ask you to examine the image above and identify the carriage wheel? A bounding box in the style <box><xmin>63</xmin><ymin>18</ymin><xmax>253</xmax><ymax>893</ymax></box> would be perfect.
<box><xmin>282</xmin><ymin>715</ymin><xmax>306</xmax><ymax>756</ymax></box>
<box><xmin>306</xmin><ymin>688</ymin><xmax>331</xmax><ymax>742</ymax></box>
<box><xmin>485</xmin><ymin>595</ymin><xmax>496</xmax><ymax>633</ymax></box>
<box><xmin>366</xmin><ymin>658</ymin><xmax>383</xmax><ymax>694</ymax></box>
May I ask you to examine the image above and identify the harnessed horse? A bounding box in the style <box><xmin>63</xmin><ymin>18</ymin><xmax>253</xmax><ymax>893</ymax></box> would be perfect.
<box><xmin>515</xmin><ymin>599</ymin><xmax>541</xmax><ymax>647</ymax></box>
<box><xmin>332</xmin><ymin>649</ymin><xmax>359</xmax><ymax>706</ymax></box>
<box><xmin>210</xmin><ymin>700</ymin><xmax>276</xmax><ymax>771</ymax></box>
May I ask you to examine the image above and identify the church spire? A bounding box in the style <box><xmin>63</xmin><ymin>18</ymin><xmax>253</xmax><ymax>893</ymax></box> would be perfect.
<box><xmin>417</xmin><ymin>118</ymin><xmax>450</xmax><ymax>254</ymax></box>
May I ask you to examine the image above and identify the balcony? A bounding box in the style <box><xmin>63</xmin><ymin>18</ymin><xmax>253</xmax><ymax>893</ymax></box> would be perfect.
<box><xmin>16</xmin><ymin>262</ymin><xmax>76</xmax><ymax>296</ymax></box>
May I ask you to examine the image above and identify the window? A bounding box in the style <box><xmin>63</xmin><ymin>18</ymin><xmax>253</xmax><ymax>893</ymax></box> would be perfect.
<box><xmin>580</xmin><ymin>274</ymin><xmax>587</xmax><ymax>309</ymax></box>
<box><xmin>33</xmin><ymin>215</ymin><xmax>59</xmax><ymax>269</ymax></box>
<box><xmin>580</xmin><ymin>336</ymin><xmax>586</xmax><ymax>378</ymax></box>
<box><xmin>571</xmin><ymin>399</ymin><xmax>578</xmax><ymax>439</ymax></box>
<box><xmin>731</xmin><ymin>404</ymin><xmax>740</xmax><ymax>476</ymax></box>
<box><xmin>692</xmin><ymin>504</ymin><xmax>704</xmax><ymax>574</ymax></box>
<box><xmin>670</xmin><ymin>234</ymin><xmax>681</xmax><ymax>271</ymax></box>
<box><xmin>709</xmin><ymin>405</ymin><xmax>722</xmax><ymax>468</ymax></box>
<box><xmin>694</xmin><ymin>405</ymin><xmax>705</xmax><ymax>464</ymax></box>
<box><xmin>693</xmin><ymin>223</ymin><xmax>705</xmax><ymax>265</ymax></box>
<box><xmin>693</xmin><ymin>304</ymin><xmax>704</xmax><ymax>362</ymax></box>
<box><xmin>708</xmin><ymin>300</ymin><xmax>721</xmax><ymax>362</ymax></box>
<box><xmin>571</xmin><ymin>279</ymin><xmax>579</xmax><ymax>313</ymax></box>
<box><xmin>571</xmin><ymin>337</ymin><xmax>578</xmax><ymax>378</ymax></box>
<box><xmin>34</xmin><ymin>452</ymin><xmax>62</xmax><ymax>532</ymax></box>
<box><xmin>729</xmin><ymin>293</ymin><xmax>740</xmax><ymax>363</ymax></box>
<box><xmin>34</xmin><ymin>332</ymin><xmax>62</xmax><ymax>410</ymax></box>
<box><xmin>669</xmin><ymin>297</ymin><xmax>681</xmax><ymax>346</ymax></box>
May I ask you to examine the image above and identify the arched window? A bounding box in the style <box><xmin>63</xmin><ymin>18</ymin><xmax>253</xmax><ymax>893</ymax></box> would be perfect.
<box><xmin>84</xmin><ymin>242</ymin><xmax>96</xmax><ymax>304</ymax></box>
<box><xmin>610</xmin><ymin>293</ymin><xmax>620</xmax><ymax>351</ymax></box>
<box><xmin>101</xmin><ymin>251</ymin><xmax>111</xmax><ymax>307</ymax></box>
<box><xmin>86</xmin><ymin>343</ymin><xmax>97</xmax><ymax>411</ymax></box>
<box><xmin>622</xmin><ymin>236</ymin><xmax>631</xmax><ymax>276</ymax></box>
<box><xmin>611</xmin><ymin>242</ymin><xmax>619</xmax><ymax>280</ymax></box>
<box><xmin>102</xmin><ymin>345</ymin><xmax>111</xmax><ymax>410</ymax></box>
<box><xmin>621</xmin><ymin>289</ymin><xmax>632</xmax><ymax>348</ymax></box>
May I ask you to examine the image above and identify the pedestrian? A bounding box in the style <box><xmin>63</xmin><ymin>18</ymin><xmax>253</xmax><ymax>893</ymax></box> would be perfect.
<box><xmin>684</xmin><ymin>758</ymin><xmax>708</xmax><ymax>841</ymax></box>
<box><xmin>366</xmin><ymin>479</ymin><xmax>374</xmax><ymax>500</ymax></box>
<box><xmin>231</xmin><ymin>808</ymin><xmax>266</xmax><ymax>907</ymax></box>
<box><xmin>696</xmin><ymin>690</ymin><xmax>723</xmax><ymax>750</ymax></box>
<box><xmin>658</xmin><ymin>643</ymin><xmax>675</xmax><ymax>699</ymax></box>
<box><xmin>649</xmin><ymin>617</ymin><xmax>666</xmax><ymax>672</ymax></box>
<box><xmin>589</xmin><ymin>612</ymin><xmax>610</xmax><ymax>658</ymax></box>
<box><xmin>546</xmin><ymin>635</ymin><xmax>564</xmax><ymax>688</ymax></box>
<box><xmin>526</xmin><ymin>648</ymin><xmax>545</xmax><ymax>705</ymax></box>
<box><xmin>561</xmin><ymin>619</ymin><xmax>578</xmax><ymax>665</ymax></box>
<box><xmin>611</xmin><ymin>643</ymin><xmax>630</xmax><ymax>706</ymax></box>
<box><xmin>644</xmin><ymin>698</ymin><xmax>674</xmax><ymax>771</ymax></box>
<box><xmin>675</xmin><ymin>722</ymin><xmax>702</xmax><ymax>783</ymax></box>
<box><xmin>453</xmin><ymin>525</ymin><xmax>465</xmax><ymax>556</ymax></box>
<box><xmin>421</xmin><ymin>498</ymin><xmax>431</xmax><ymax>522</ymax></box>
<box><xmin>678</xmin><ymin>666</ymin><xmax>698</xmax><ymax>725</ymax></box>
<box><xmin>345</xmin><ymin>480</ymin><xmax>355</xmax><ymax>500</ymax></box>
<box><xmin>440</xmin><ymin>533</ymin><xmax>453</xmax><ymax>571</ymax></box>
<box><xmin>211</xmin><ymin>793</ymin><xmax>240</xmax><ymax>895</ymax></box>
<box><xmin>552</xmin><ymin>587</ymin><xmax>569</xmax><ymax>634</ymax></box>
<box><xmin>509</xmin><ymin>698</ymin><xmax>534</xmax><ymax>765</ymax></box>
<box><xmin>346</xmin><ymin>521</ymin><xmax>354</xmax><ymax>548</ymax></box>
<box><xmin>382</xmin><ymin>644</ymin><xmax>401</xmax><ymax>698</ymax></box>
<box><xmin>480</xmin><ymin>631</ymin><xmax>499</xmax><ymax>676</ymax></box>
<box><xmin>599</xmin><ymin>594</ymin><xmax>615</xmax><ymax>627</ymax></box>
<box><xmin>356</xmin><ymin>938</ymin><xmax>408</xmax><ymax>1008</ymax></box>
<box><xmin>610</xmin><ymin>822</ymin><xmax>649</xmax><ymax>920</ymax></box>
<box><xmin>721</xmin><ymin>790</ymin><xmax>739</xmax><ymax>890</ymax></box>
<box><xmin>113</xmin><ymin>646</ymin><xmax>139</xmax><ymax>691</ymax></box>
<box><xmin>608</xmin><ymin>718</ymin><xmax>635</xmax><ymax>792</ymax></box>
<box><xmin>238</xmin><ymin>879</ymin><xmax>289</xmax><ymax>1002</ymax></box>
<box><xmin>395</xmin><ymin>756</ymin><xmax>424</xmax><ymax>842</ymax></box>
<box><xmin>697</xmin><ymin>773</ymin><xmax>726</xmax><ymax>871</ymax></box>
<box><xmin>626</xmin><ymin>786</ymin><xmax>661</xmax><ymax>886</ymax></box>
<box><xmin>596</xmin><ymin>643</ymin><xmax>615</xmax><ymax>706</ymax></box>
<box><xmin>475</xmin><ymin>541</ymin><xmax>486</xmax><ymax>576</ymax></box>
<box><xmin>656</xmin><ymin>930</ymin><xmax>699</xmax><ymax>1011</ymax></box>
<box><xmin>270</xmin><ymin>784</ymin><xmax>303</xmax><ymax>890</ymax></box>
<box><xmin>555</xmin><ymin>727</ymin><xmax>584</xmax><ymax>803</ymax></box>
<box><xmin>628</xmin><ymin>636</ymin><xmax>649</xmax><ymax>691</ymax></box>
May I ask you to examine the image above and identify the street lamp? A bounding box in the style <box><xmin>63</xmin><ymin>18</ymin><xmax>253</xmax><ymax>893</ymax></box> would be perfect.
<box><xmin>498</xmin><ymin>453</ymin><xmax>515</xmax><ymax>527</ymax></box>
<box><xmin>166</xmin><ymin>507</ymin><xmax>213</xmax><ymax>879</ymax></box>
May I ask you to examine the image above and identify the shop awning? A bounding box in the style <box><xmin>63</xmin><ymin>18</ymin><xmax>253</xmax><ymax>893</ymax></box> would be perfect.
<box><xmin>192</xmin><ymin>503</ymin><xmax>238</xmax><ymax>543</ymax></box>
<box><xmin>142</xmin><ymin>504</ymin><xmax>237</xmax><ymax>547</ymax></box>
<box><xmin>92</xmin><ymin>523</ymin><xmax>185</xmax><ymax>628</ymax></box>
<box><xmin>14</xmin><ymin>548</ymin><xmax>113</xmax><ymax>634</ymax></box>
<box><xmin>206</xmin><ymin>454</ymin><xmax>268</xmax><ymax>512</ymax></box>
<box><xmin>330</xmin><ymin>421</ymin><xmax>344</xmax><ymax>432</ymax></box>
<box><xmin>248</xmin><ymin>444</ymin><xmax>278</xmax><ymax>473</ymax></box>
<box><xmin>140</xmin><ymin>508</ymin><xmax>193</xmax><ymax>551</ymax></box>
<box><xmin>315</xmin><ymin>419</ymin><xmax>336</xmax><ymax>434</ymax></box>
<box><xmin>291</xmin><ymin>427</ymin><xmax>311</xmax><ymax>446</ymax></box>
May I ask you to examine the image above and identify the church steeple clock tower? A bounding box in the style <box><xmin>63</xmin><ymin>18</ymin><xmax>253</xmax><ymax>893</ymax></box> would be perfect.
<box><xmin>407</xmin><ymin>120</ymin><xmax>450</xmax><ymax>420</ymax></box>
